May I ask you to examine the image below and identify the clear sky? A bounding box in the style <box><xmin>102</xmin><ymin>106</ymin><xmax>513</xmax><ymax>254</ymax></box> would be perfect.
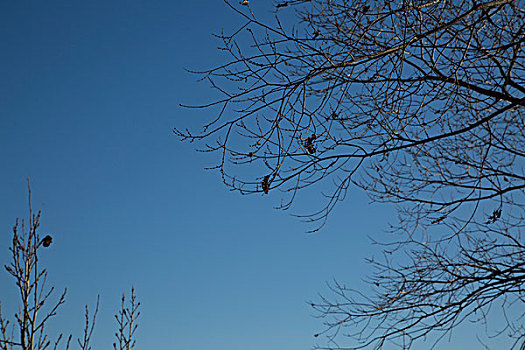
<box><xmin>0</xmin><ymin>1</ymin><xmax>512</xmax><ymax>350</ymax></box>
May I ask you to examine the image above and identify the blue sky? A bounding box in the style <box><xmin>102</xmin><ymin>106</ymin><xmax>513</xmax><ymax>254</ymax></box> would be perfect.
<box><xmin>0</xmin><ymin>1</ymin><xmax>513</xmax><ymax>349</ymax></box>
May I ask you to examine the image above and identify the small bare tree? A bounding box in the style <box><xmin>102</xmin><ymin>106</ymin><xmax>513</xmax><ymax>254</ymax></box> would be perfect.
<box><xmin>179</xmin><ymin>0</ymin><xmax>525</xmax><ymax>348</ymax></box>
<box><xmin>0</xmin><ymin>183</ymin><xmax>140</xmax><ymax>350</ymax></box>
<box><xmin>113</xmin><ymin>287</ymin><xmax>140</xmax><ymax>350</ymax></box>
<box><xmin>0</xmin><ymin>185</ymin><xmax>67</xmax><ymax>350</ymax></box>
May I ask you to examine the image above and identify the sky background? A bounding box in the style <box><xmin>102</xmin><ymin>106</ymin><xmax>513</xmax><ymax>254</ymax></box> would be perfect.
<box><xmin>0</xmin><ymin>1</ymin><xmax>513</xmax><ymax>349</ymax></box>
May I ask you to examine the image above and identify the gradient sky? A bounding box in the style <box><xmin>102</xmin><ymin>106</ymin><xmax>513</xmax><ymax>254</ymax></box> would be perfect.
<box><xmin>0</xmin><ymin>1</ymin><xmax>513</xmax><ymax>349</ymax></box>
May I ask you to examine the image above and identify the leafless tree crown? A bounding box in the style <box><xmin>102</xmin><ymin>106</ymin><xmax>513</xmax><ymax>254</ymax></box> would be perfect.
<box><xmin>179</xmin><ymin>0</ymin><xmax>524</xmax><ymax>348</ymax></box>
<box><xmin>1</xmin><ymin>185</ymin><xmax>67</xmax><ymax>350</ymax></box>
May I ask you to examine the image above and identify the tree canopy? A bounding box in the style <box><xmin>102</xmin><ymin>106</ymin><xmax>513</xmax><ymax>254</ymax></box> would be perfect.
<box><xmin>178</xmin><ymin>0</ymin><xmax>525</xmax><ymax>348</ymax></box>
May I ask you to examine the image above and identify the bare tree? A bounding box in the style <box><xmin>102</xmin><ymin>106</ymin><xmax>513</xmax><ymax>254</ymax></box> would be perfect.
<box><xmin>178</xmin><ymin>0</ymin><xmax>525</xmax><ymax>348</ymax></box>
<box><xmin>0</xmin><ymin>183</ymin><xmax>140</xmax><ymax>350</ymax></box>
<box><xmin>113</xmin><ymin>287</ymin><xmax>140</xmax><ymax>350</ymax></box>
<box><xmin>0</xmin><ymin>184</ymin><xmax>67</xmax><ymax>350</ymax></box>
<box><xmin>76</xmin><ymin>297</ymin><xmax>99</xmax><ymax>350</ymax></box>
